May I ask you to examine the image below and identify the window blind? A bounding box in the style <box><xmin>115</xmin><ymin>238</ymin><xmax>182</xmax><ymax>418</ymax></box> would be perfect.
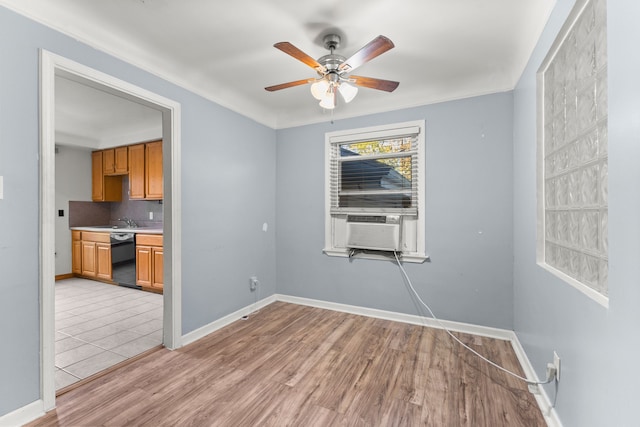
<box><xmin>329</xmin><ymin>129</ymin><xmax>420</xmax><ymax>214</ymax></box>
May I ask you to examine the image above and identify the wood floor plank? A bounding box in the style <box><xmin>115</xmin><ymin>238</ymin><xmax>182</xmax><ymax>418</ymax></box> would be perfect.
<box><xmin>27</xmin><ymin>302</ymin><xmax>546</xmax><ymax>427</ymax></box>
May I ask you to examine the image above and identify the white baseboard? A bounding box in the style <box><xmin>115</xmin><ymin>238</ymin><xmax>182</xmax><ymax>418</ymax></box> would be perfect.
<box><xmin>510</xmin><ymin>335</ymin><xmax>563</xmax><ymax>427</ymax></box>
<box><xmin>0</xmin><ymin>399</ymin><xmax>44</xmax><ymax>427</ymax></box>
<box><xmin>275</xmin><ymin>294</ymin><xmax>515</xmax><ymax>341</ymax></box>
<box><xmin>181</xmin><ymin>294</ymin><xmax>277</xmax><ymax>346</ymax></box>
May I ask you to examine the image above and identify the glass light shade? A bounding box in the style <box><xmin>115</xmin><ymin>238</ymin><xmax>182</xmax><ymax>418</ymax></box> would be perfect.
<box><xmin>319</xmin><ymin>91</ymin><xmax>336</xmax><ymax>109</ymax></box>
<box><xmin>338</xmin><ymin>82</ymin><xmax>358</xmax><ymax>103</ymax></box>
<box><xmin>310</xmin><ymin>79</ymin><xmax>330</xmax><ymax>100</ymax></box>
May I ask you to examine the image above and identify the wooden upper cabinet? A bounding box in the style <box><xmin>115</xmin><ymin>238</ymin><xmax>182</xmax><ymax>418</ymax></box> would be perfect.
<box><xmin>103</xmin><ymin>148</ymin><xmax>115</xmax><ymax>174</ymax></box>
<box><xmin>92</xmin><ymin>151</ymin><xmax>104</xmax><ymax>201</ymax></box>
<box><xmin>103</xmin><ymin>147</ymin><xmax>128</xmax><ymax>175</ymax></box>
<box><xmin>114</xmin><ymin>146</ymin><xmax>128</xmax><ymax>174</ymax></box>
<box><xmin>92</xmin><ymin>150</ymin><xmax>123</xmax><ymax>202</ymax></box>
<box><xmin>145</xmin><ymin>140</ymin><xmax>163</xmax><ymax>200</ymax></box>
<box><xmin>129</xmin><ymin>144</ymin><xmax>146</xmax><ymax>199</ymax></box>
<box><xmin>93</xmin><ymin>142</ymin><xmax>161</xmax><ymax>201</ymax></box>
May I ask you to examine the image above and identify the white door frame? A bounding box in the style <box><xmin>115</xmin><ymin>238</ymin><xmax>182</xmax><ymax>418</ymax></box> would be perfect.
<box><xmin>40</xmin><ymin>50</ymin><xmax>182</xmax><ymax>410</ymax></box>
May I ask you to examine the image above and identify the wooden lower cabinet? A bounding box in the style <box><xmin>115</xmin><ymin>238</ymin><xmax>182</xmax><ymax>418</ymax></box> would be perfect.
<box><xmin>152</xmin><ymin>247</ymin><xmax>164</xmax><ymax>290</ymax></box>
<box><xmin>136</xmin><ymin>234</ymin><xmax>163</xmax><ymax>292</ymax></box>
<box><xmin>72</xmin><ymin>231</ymin><xmax>82</xmax><ymax>275</ymax></box>
<box><xmin>81</xmin><ymin>241</ymin><xmax>97</xmax><ymax>277</ymax></box>
<box><xmin>96</xmin><ymin>243</ymin><xmax>112</xmax><ymax>280</ymax></box>
<box><xmin>73</xmin><ymin>231</ymin><xmax>112</xmax><ymax>281</ymax></box>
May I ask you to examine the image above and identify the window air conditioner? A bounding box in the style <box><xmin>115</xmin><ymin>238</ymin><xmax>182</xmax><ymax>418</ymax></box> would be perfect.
<box><xmin>346</xmin><ymin>215</ymin><xmax>402</xmax><ymax>251</ymax></box>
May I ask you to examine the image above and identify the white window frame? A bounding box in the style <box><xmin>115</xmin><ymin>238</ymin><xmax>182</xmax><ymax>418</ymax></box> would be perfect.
<box><xmin>536</xmin><ymin>0</ymin><xmax>608</xmax><ymax>307</ymax></box>
<box><xmin>324</xmin><ymin>120</ymin><xmax>427</xmax><ymax>263</ymax></box>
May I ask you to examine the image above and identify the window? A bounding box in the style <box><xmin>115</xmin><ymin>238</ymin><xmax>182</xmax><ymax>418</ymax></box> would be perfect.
<box><xmin>324</xmin><ymin>120</ymin><xmax>427</xmax><ymax>262</ymax></box>
<box><xmin>537</xmin><ymin>0</ymin><xmax>608</xmax><ymax>306</ymax></box>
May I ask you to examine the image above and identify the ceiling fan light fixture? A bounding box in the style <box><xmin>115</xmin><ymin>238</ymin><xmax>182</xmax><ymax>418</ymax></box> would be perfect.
<box><xmin>318</xmin><ymin>89</ymin><xmax>336</xmax><ymax>109</ymax></box>
<box><xmin>310</xmin><ymin>79</ymin><xmax>330</xmax><ymax>100</ymax></box>
<box><xmin>266</xmin><ymin>34</ymin><xmax>398</xmax><ymax>112</ymax></box>
<box><xmin>338</xmin><ymin>81</ymin><xmax>358</xmax><ymax>103</ymax></box>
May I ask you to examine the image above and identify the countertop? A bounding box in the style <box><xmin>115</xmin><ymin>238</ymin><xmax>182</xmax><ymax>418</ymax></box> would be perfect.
<box><xmin>71</xmin><ymin>226</ymin><xmax>163</xmax><ymax>235</ymax></box>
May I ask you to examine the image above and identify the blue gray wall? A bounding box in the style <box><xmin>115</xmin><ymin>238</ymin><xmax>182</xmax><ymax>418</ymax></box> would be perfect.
<box><xmin>276</xmin><ymin>93</ymin><xmax>515</xmax><ymax>329</ymax></box>
<box><xmin>0</xmin><ymin>6</ymin><xmax>276</xmax><ymax>416</ymax></box>
<box><xmin>513</xmin><ymin>1</ymin><xmax>640</xmax><ymax>425</ymax></box>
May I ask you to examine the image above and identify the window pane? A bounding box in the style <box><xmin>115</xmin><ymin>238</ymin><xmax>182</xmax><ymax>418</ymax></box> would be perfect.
<box><xmin>340</xmin><ymin>157</ymin><xmax>412</xmax><ymax>192</ymax></box>
<box><xmin>340</xmin><ymin>138</ymin><xmax>412</xmax><ymax>157</ymax></box>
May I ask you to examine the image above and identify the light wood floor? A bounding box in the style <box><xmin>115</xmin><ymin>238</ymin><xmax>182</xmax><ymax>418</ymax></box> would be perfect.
<box><xmin>28</xmin><ymin>301</ymin><xmax>545</xmax><ymax>426</ymax></box>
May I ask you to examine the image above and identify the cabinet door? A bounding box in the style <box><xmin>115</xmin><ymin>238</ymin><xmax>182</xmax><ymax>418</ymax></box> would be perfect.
<box><xmin>92</xmin><ymin>150</ymin><xmax>122</xmax><ymax>201</ymax></box>
<box><xmin>129</xmin><ymin>144</ymin><xmax>145</xmax><ymax>199</ymax></box>
<box><xmin>103</xmin><ymin>149</ymin><xmax>115</xmax><ymax>174</ymax></box>
<box><xmin>145</xmin><ymin>141</ymin><xmax>163</xmax><ymax>200</ymax></box>
<box><xmin>92</xmin><ymin>151</ymin><xmax>104</xmax><ymax>201</ymax></box>
<box><xmin>81</xmin><ymin>241</ymin><xmax>97</xmax><ymax>277</ymax></box>
<box><xmin>136</xmin><ymin>245</ymin><xmax>152</xmax><ymax>287</ymax></box>
<box><xmin>151</xmin><ymin>247</ymin><xmax>163</xmax><ymax>290</ymax></box>
<box><xmin>96</xmin><ymin>243</ymin><xmax>112</xmax><ymax>280</ymax></box>
<box><xmin>114</xmin><ymin>146</ymin><xmax>128</xmax><ymax>174</ymax></box>
<box><xmin>72</xmin><ymin>240</ymin><xmax>82</xmax><ymax>275</ymax></box>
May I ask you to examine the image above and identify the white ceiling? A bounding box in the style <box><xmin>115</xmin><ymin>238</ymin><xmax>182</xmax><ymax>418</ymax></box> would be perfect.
<box><xmin>55</xmin><ymin>75</ymin><xmax>163</xmax><ymax>149</ymax></box>
<box><xmin>2</xmin><ymin>0</ymin><xmax>555</xmax><ymax>131</ymax></box>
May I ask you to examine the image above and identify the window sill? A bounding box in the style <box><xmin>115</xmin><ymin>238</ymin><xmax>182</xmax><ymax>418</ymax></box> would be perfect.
<box><xmin>537</xmin><ymin>261</ymin><xmax>609</xmax><ymax>308</ymax></box>
<box><xmin>323</xmin><ymin>248</ymin><xmax>429</xmax><ymax>264</ymax></box>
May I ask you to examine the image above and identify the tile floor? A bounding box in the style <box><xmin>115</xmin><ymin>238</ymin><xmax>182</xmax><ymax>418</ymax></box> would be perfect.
<box><xmin>55</xmin><ymin>278</ymin><xmax>163</xmax><ymax>390</ymax></box>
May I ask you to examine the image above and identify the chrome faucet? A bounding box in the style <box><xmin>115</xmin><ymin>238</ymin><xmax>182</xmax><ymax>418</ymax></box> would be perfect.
<box><xmin>118</xmin><ymin>217</ymin><xmax>137</xmax><ymax>228</ymax></box>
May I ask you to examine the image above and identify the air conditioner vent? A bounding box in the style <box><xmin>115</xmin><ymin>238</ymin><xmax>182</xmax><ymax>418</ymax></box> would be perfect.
<box><xmin>346</xmin><ymin>215</ymin><xmax>401</xmax><ymax>251</ymax></box>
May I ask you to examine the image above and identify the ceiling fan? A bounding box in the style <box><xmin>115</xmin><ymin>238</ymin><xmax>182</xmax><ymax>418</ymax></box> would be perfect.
<box><xmin>265</xmin><ymin>34</ymin><xmax>399</xmax><ymax>109</ymax></box>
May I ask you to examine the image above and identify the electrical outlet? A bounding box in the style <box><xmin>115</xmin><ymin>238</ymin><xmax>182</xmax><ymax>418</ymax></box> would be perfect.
<box><xmin>553</xmin><ymin>351</ymin><xmax>561</xmax><ymax>381</ymax></box>
<box><xmin>249</xmin><ymin>276</ymin><xmax>258</xmax><ymax>291</ymax></box>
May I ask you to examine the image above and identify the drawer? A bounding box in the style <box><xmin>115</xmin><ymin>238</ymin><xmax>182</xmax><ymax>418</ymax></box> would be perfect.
<box><xmin>81</xmin><ymin>231</ymin><xmax>111</xmax><ymax>243</ymax></box>
<box><xmin>136</xmin><ymin>234</ymin><xmax>163</xmax><ymax>246</ymax></box>
<box><xmin>72</xmin><ymin>230</ymin><xmax>82</xmax><ymax>241</ymax></box>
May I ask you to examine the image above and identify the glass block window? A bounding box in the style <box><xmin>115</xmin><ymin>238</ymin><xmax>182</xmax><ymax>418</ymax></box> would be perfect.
<box><xmin>539</xmin><ymin>0</ymin><xmax>608</xmax><ymax>301</ymax></box>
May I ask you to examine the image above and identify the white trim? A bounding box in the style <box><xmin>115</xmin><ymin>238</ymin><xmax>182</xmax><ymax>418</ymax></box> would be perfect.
<box><xmin>511</xmin><ymin>336</ymin><xmax>563</xmax><ymax>427</ymax></box>
<box><xmin>275</xmin><ymin>294</ymin><xmax>515</xmax><ymax>341</ymax></box>
<box><xmin>535</xmin><ymin>0</ymin><xmax>609</xmax><ymax>309</ymax></box>
<box><xmin>39</xmin><ymin>49</ymin><xmax>57</xmax><ymax>412</ymax></box>
<box><xmin>181</xmin><ymin>295</ymin><xmax>278</xmax><ymax>346</ymax></box>
<box><xmin>322</xmin><ymin>248</ymin><xmax>429</xmax><ymax>263</ymax></box>
<box><xmin>39</xmin><ymin>50</ymin><xmax>182</xmax><ymax>410</ymax></box>
<box><xmin>0</xmin><ymin>400</ymin><xmax>45</xmax><ymax>427</ymax></box>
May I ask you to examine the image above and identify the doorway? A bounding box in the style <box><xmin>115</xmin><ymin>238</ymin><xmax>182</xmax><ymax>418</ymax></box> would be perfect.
<box><xmin>40</xmin><ymin>50</ymin><xmax>182</xmax><ymax>410</ymax></box>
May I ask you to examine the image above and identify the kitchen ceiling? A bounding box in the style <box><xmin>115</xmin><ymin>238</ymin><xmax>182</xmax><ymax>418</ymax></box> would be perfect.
<box><xmin>1</xmin><ymin>0</ymin><xmax>555</xmax><ymax>130</ymax></box>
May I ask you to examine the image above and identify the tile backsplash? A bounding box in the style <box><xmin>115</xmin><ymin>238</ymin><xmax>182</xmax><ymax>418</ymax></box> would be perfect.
<box><xmin>69</xmin><ymin>176</ymin><xmax>163</xmax><ymax>228</ymax></box>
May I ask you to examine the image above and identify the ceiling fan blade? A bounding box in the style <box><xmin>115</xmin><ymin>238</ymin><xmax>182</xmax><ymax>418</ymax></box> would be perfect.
<box><xmin>350</xmin><ymin>75</ymin><xmax>399</xmax><ymax>92</ymax></box>
<box><xmin>274</xmin><ymin>42</ymin><xmax>326</xmax><ymax>72</ymax></box>
<box><xmin>265</xmin><ymin>78</ymin><xmax>315</xmax><ymax>92</ymax></box>
<box><xmin>339</xmin><ymin>35</ymin><xmax>395</xmax><ymax>73</ymax></box>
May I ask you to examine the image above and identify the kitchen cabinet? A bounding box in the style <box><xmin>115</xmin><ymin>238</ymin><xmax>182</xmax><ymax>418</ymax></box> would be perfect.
<box><xmin>129</xmin><ymin>140</ymin><xmax>163</xmax><ymax>200</ymax></box>
<box><xmin>72</xmin><ymin>230</ymin><xmax>82</xmax><ymax>275</ymax></box>
<box><xmin>145</xmin><ymin>141</ymin><xmax>163</xmax><ymax>199</ymax></box>
<box><xmin>129</xmin><ymin>144</ymin><xmax>145</xmax><ymax>199</ymax></box>
<box><xmin>103</xmin><ymin>146</ymin><xmax>128</xmax><ymax>175</ymax></box>
<box><xmin>136</xmin><ymin>234</ymin><xmax>163</xmax><ymax>292</ymax></box>
<box><xmin>75</xmin><ymin>231</ymin><xmax>112</xmax><ymax>281</ymax></box>
<box><xmin>92</xmin><ymin>151</ymin><xmax>123</xmax><ymax>202</ymax></box>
